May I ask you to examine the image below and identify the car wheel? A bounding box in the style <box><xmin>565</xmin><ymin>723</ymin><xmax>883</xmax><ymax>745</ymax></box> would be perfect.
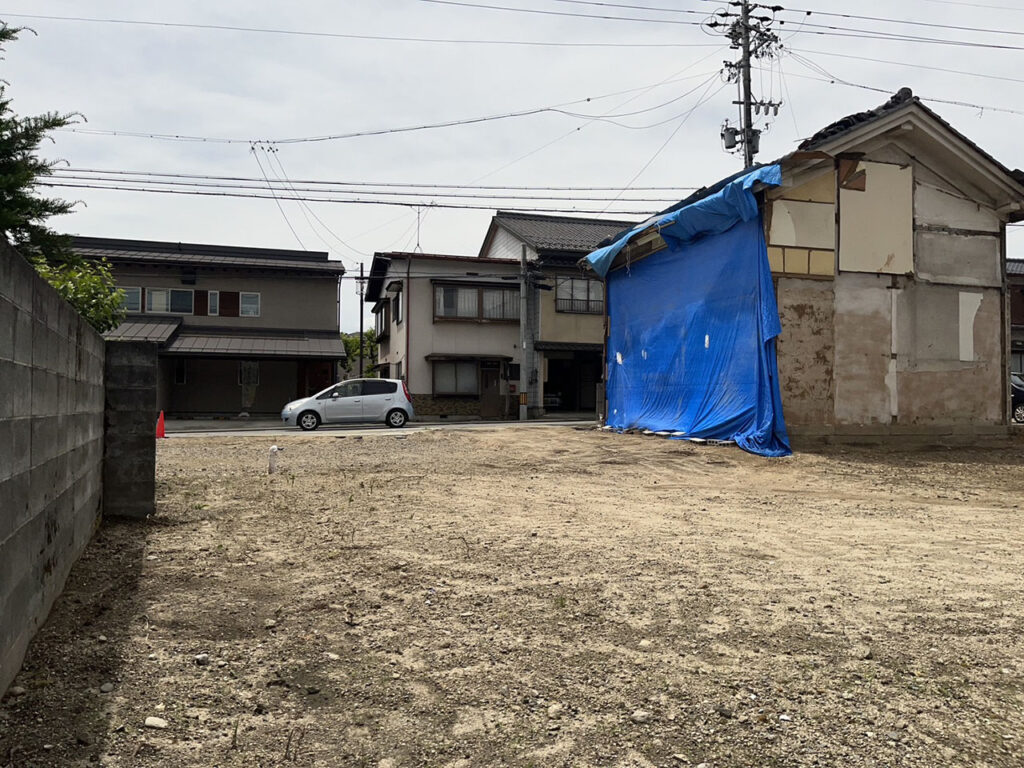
<box><xmin>1014</xmin><ymin>404</ymin><xmax>1024</xmax><ymax>424</ymax></box>
<box><xmin>298</xmin><ymin>411</ymin><xmax>321</xmax><ymax>431</ymax></box>
<box><xmin>386</xmin><ymin>409</ymin><xmax>407</xmax><ymax>428</ymax></box>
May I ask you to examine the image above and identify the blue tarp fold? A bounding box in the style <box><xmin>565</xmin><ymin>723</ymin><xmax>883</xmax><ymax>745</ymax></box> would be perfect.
<box><xmin>587</xmin><ymin>164</ymin><xmax>791</xmax><ymax>457</ymax></box>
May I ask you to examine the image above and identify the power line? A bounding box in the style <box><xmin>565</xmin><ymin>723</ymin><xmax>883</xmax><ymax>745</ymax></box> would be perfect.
<box><xmin>47</xmin><ymin>172</ymin><xmax>687</xmax><ymax>202</ymax></box>
<box><xmin>779</xmin><ymin>5</ymin><xmax>1024</xmax><ymax>37</ymax></box>
<box><xmin>250</xmin><ymin>145</ymin><xmax>306</xmax><ymax>249</ymax></box>
<box><xmin>776</xmin><ymin>55</ymin><xmax>1024</xmax><ymax>117</ymax></box>
<box><xmin>58</xmin><ymin>69</ymin><xmax>728</xmax><ymax>145</ymax></box>
<box><xmin>0</xmin><ymin>11</ymin><xmax>722</xmax><ymax>47</ymax></box>
<box><xmin>38</xmin><ymin>181</ymin><xmax>668</xmax><ymax>215</ymax></box>
<box><xmin>415</xmin><ymin>0</ymin><xmax>706</xmax><ymax>25</ymax></box>
<box><xmin>789</xmin><ymin>48</ymin><xmax>1024</xmax><ymax>87</ymax></box>
<box><xmin>602</xmin><ymin>77</ymin><xmax>727</xmax><ymax>212</ymax></box>
<box><xmin>53</xmin><ymin>168</ymin><xmax>699</xmax><ymax>192</ymax></box>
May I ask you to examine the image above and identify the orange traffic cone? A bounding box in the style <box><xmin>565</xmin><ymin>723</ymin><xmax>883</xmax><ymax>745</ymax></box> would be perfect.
<box><xmin>156</xmin><ymin>410</ymin><xmax>166</xmax><ymax>439</ymax></box>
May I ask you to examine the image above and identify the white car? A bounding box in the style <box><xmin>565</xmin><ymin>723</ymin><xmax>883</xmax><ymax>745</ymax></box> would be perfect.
<box><xmin>281</xmin><ymin>378</ymin><xmax>415</xmax><ymax>430</ymax></box>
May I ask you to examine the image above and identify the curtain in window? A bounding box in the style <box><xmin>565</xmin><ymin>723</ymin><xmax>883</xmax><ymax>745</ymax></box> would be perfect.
<box><xmin>456</xmin><ymin>362</ymin><xmax>478</xmax><ymax>393</ymax></box>
<box><xmin>482</xmin><ymin>289</ymin><xmax>504</xmax><ymax>319</ymax></box>
<box><xmin>435</xmin><ymin>362</ymin><xmax>457</xmax><ymax>392</ymax></box>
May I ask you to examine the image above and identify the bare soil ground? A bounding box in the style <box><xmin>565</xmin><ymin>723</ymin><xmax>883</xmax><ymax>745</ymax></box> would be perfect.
<box><xmin>2</xmin><ymin>427</ymin><xmax>1024</xmax><ymax>768</ymax></box>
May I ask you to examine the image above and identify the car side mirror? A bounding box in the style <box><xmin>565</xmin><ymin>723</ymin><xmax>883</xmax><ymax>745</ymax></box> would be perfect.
<box><xmin>332</xmin><ymin>392</ymin><xmax>340</xmax><ymax>398</ymax></box>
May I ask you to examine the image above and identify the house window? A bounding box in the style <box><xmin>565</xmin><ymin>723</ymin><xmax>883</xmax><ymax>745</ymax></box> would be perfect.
<box><xmin>240</xmin><ymin>292</ymin><xmax>261</xmax><ymax>317</ymax></box>
<box><xmin>146</xmin><ymin>288</ymin><xmax>194</xmax><ymax>314</ymax></box>
<box><xmin>556</xmin><ymin>278</ymin><xmax>603</xmax><ymax>314</ymax></box>
<box><xmin>238</xmin><ymin>361</ymin><xmax>260</xmax><ymax>386</ymax></box>
<box><xmin>395</xmin><ymin>361</ymin><xmax>403</xmax><ymax>380</ymax></box>
<box><xmin>1013</xmin><ymin>351</ymin><xmax>1024</xmax><ymax>374</ymax></box>
<box><xmin>434</xmin><ymin>284</ymin><xmax>519</xmax><ymax>320</ymax></box>
<box><xmin>174</xmin><ymin>359</ymin><xmax>187</xmax><ymax>385</ymax></box>
<box><xmin>507</xmin><ymin>363</ymin><xmax>521</xmax><ymax>382</ymax></box>
<box><xmin>435</xmin><ymin>285</ymin><xmax>479</xmax><ymax>318</ymax></box>
<box><xmin>208</xmin><ymin>290</ymin><xmax>220</xmax><ymax>316</ymax></box>
<box><xmin>375</xmin><ymin>302</ymin><xmax>391</xmax><ymax>338</ymax></box>
<box><xmin>482</xmin><ymin>288</ymin><xmax>519</xmax><ymax>320</ymax></box>
<box><xmin>121</xmin><ymin>287</ymin><xmax>141</xmax><ymax>312</ymax></box>
<box><xmin>433</xmin><ymin>360</ymin><xmax>478</xmax><ymax>395</ymax></box>
<box><xmin>393</xmin><ymin>293</ymin><xmax>403</xmax><ymax>324</ymax></box>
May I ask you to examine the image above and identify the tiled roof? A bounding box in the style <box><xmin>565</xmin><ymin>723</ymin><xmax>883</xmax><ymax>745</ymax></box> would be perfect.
<box><xmin>164</xmin><ymin>328</ymin><xmax>346</xmax><ymax>358</ymax></box>
<box><xmin>72</xmin><ymin>236</ymin><xmax>345</xmax><ymax>274</ymax></box>
<box><xmin>1008</xmin><ymin>260</ymin><xmax>1024</xmax><ymax>276</ymax></box>
<box><xmin>103</xmin><ymin>315</ymin><xmax>181</xmax><ymax>342</ymax></box>
<box><xmin>799</xmin><ymin>88</ymin><xmax>1024</xmax><ymax>189</ymax></box>
<box><xmin>493</xmin><ymin>211</ymin><xmax>641</xmax><ymax>254</ymax></box>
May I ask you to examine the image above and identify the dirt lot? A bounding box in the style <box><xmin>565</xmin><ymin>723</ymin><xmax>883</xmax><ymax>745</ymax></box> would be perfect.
<box><xmin>2</xmin><ymin>427</ymin><xmax>1024</xmax><ymax>768</ymax></box>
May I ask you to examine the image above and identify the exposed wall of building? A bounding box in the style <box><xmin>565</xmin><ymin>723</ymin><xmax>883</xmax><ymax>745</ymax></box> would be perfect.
<box><xmin>774</xmin><ymin>278</ymin><xmax>835</xmax><ymax>428</ymax></box>
<box><xmin>110</xmin><ymin>269</ymin><xmax>339</xmax><ymax>331</ymax></box>
<box><xmin>104</xmin><ymin>342</ymin><xmax>156</xmax><ymax>519</ymax></box>
<box><xmin>168</xmin><ymin>358</ymin><xmax>299</xmax><ymax>415</ymax></box>
<box><xmin>782</xmin><ymin>147</ymin><xmax>1007</xmax><ymax>436</ymax></box>
<box><xmin>765</xmin><ymin>170</ymin><xmax>836</xmax><ymax>278</ymax></box>
<box><xmin>0</xmin><ymin>246</ymin><xmax>105</xmax><ymax>696</ymax></box>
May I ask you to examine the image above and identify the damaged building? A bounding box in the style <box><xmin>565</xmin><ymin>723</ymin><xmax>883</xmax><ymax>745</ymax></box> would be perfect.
<box><xmin>587</xmin><ymin>89</ymin><xmax>1024</xmax><ymax>448</ymax></box>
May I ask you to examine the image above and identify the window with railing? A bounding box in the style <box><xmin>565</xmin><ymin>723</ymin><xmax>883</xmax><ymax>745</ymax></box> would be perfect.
<box><xmin>556</xmin><ymin>278</ymin><xmax>603</xmax><ymax>314</ymax></box>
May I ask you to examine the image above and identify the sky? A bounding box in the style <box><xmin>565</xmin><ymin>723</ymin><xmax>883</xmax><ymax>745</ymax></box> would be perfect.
<box><xmin>6</xmin><ymin>0</ymin><xmax>1024</xmax><ymax>331</ymax></box>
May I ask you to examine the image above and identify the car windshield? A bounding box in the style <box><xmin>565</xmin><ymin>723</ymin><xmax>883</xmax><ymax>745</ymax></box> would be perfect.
<box><xmin>1013</xmin><ymin>373</ymin><xmax>1024</xmax><ymax>388</ymax></box>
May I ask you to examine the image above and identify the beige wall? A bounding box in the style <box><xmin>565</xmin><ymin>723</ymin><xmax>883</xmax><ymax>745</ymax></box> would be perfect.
<box><xmin>538</xmin><ymin>277</ymin><xmax>604</xmax><ymax>344</ymax></box>
<box><xmin>112</xmin><ymin>268</ymin><xmax>339</xmax><ymax>331</ymax></box>
<box><xmin>374</xmin><ymin>259</ymin><xmax>522</xmax><ymax>395</ymax></box>
<box><xmin>766</xmin><ymin>171</ymin><xmax>836</xmax><ymax>278</ymax></box>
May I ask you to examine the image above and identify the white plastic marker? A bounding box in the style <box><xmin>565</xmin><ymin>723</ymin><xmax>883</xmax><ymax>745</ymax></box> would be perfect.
<box><xmin>268</xmin><ymin>445</ymin><xmax>281</xmax><ymax>474</ymax></box>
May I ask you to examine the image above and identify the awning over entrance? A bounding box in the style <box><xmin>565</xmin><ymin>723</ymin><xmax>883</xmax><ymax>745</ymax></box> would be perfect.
<box><xmin>534</xmin><ymin>341</ymin><xmax>603</xmax><ymax>353</ymax></box>
<box><xmin>424</xmin><ymin>353</ymin><xmax>512</xmax><ymax>361</ymax></box>
<box><xmin>165</xmin><ymin>329</ymin><xmax>345</xmax><ymax>358</ymax></box>
<box><xmin>103</xmin><ymin>316</ymin><xmax>181</xmax><ymax>343</ymax></box>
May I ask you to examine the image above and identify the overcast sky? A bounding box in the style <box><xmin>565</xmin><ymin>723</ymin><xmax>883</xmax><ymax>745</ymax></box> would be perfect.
<box><xmin>6</xmin><ymin>0</ymin><xmax>1024</xmax><ymax>330</ymax></box>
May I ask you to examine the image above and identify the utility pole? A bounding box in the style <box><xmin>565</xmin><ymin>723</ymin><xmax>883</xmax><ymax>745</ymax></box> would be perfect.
<box><xmin>358</xmin><ymin>262</ymin><xmax>365</xmax><ymax>377</ymax></box>
<box><xmin>739</xmin><ymin>1</ymin><xmax>755</xmax><ymax>168</ymax></box>
<box><xmin>519</xmin><ymin>244</ymin><xmax>534</xmax><ymax>421</ymax></box>
<box><xmin>714</xmin><ymin>1</ymin><xmax>782</xmax><ymax>168</ymax></box>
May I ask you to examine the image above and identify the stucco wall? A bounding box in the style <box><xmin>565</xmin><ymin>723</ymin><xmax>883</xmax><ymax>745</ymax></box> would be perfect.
<box><xmin>110</xmin><ymin>269</ymin><xmax>339</xmax><ymax>331</ymax></box>
<box><xmin>775</xmin><ymin>278</ymin><xmax>835</xmax><ymax>428</ymax></box>
<box><xmin>0</xmin><ymin>245</ymin><xmax>105</xmax><ymax>696</ymax></box>
<box><xmin>537</xmin><ymin>280</ymin><xmax>604</xmax><ymax>344</ymax></box>
<box><xmin>378</xmin><ymin>260</ymin><xmax>521</xmax><ymax>395</ymax></box>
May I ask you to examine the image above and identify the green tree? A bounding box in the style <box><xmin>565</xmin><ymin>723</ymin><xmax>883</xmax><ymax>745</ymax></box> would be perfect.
<box><xmin>342</xmin><ymin>328</ymin><xmax>378</xmax><ymax>375</ymax></box>
<box><xmin>0</xmin><ymin>23</ymin><xmax>124</xmax><ymax>332</ymax></box>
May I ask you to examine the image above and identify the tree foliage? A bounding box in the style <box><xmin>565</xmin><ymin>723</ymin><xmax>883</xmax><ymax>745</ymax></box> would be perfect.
<box><xmin>342</xmin><ymin>329</ymin><xmax>378</xmax><ymax>374</ymax></box>
<box><xmin>0</xmin><ymin>23</ymin><xmax>124</xmax><ymax>332</ymax></box>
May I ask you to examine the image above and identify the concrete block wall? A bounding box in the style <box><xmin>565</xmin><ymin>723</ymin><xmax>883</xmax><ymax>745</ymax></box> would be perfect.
<box><xmin>0</xmin><ymin>244</ymin><xmax>106</xmax><ymax>696</ymax></box>
<box><xmin>103</xmin><ymin>341</ymin><xmax>156</xmax><ymax>519</ymax></box>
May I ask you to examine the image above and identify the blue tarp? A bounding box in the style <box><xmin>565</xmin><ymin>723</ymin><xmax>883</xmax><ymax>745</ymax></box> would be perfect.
<box><xmin>585</xmin><ymin>165</ymin><xmax>791</xmax><ymax>457</ymax></box>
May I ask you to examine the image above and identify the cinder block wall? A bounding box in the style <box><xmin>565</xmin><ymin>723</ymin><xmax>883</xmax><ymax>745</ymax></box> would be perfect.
<box><xmin>0</xmin><ymin>245</ymin><xmax>105</xmax><ymax>695</ymax></box>
<box><xmin>104</xmin><ymin>341</ymin><xmax>156</xmax><ymax>519</ymax></box>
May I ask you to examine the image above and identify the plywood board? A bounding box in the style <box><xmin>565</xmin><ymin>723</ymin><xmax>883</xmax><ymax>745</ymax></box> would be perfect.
<box><xmin>839</xmin><ymin>162</ymin><xmax>913</xmax><ymax>274</ymax></box>
<box><xmin>769</xmin><ymin>200</ymin><xmax>835</xmax><ymax>250</ymax></box>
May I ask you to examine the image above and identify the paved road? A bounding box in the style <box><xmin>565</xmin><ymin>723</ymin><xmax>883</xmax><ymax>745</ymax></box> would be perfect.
<box><xmin>166</xmin><ymin>418</ymin><xmax>599</xmax><ymax>438</ymax></box>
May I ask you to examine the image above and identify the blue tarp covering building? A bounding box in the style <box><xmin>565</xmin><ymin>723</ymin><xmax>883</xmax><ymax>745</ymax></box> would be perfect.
<box><xmin>584</xmin><ymin>165</ymin><xmax>791</xmax><ymax>457</ymax></box>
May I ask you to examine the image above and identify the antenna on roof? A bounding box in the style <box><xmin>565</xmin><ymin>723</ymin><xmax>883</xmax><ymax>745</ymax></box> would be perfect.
<box><xmin>414</xmin><ymin>206</ymin><xmax>424</xmax><ymax>254</ymax></box>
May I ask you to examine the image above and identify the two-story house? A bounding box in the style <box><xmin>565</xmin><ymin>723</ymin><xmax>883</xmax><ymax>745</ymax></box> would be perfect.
<box><xmin>477</xmin><ymin>212</ymin><xmax>639</xmax><ymax>415</ymax></box>
<box><xmin>74</xmin><ymin>237</ymin><xmax>346</xmax><ymax>416</ymax></box>
<box><xmin>367</xmin><ymin>252</ymin><xmax>521</xmax><ymax>419</ymax></box>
